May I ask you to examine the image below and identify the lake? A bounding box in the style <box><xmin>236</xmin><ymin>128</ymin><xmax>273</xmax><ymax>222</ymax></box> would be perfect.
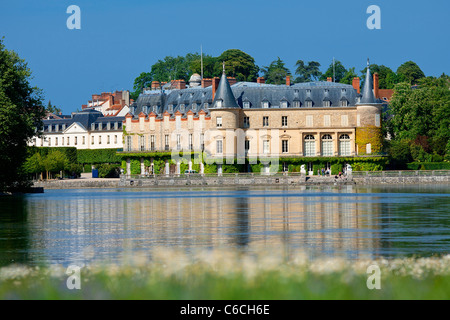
<box><xmin>0</xmin><ymin>184</ymin><xmax>449</xmax><ymax>267</ymax></box>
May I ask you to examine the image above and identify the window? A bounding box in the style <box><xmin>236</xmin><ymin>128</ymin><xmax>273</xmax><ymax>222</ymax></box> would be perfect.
<box><xmin>321</xmin><ymin>134</ymin><xmax>333</xmax><ymax>156</ymax></box>
<box><xmin>192</xmin><ymin>104</ymin><xmax>197</xmax><ymax>112</ymax></box>
<box><xmin>282</xmin><ymin>140</ymin><xmax>288</xmax><ymax>153</ymax></box>
<box><xmin>75</xmin><ymin>136</ymin><xmax>78</xmax><ymax>146</ymax></box>
<box><xmin>263</xmin><ymin>116</ymin><xmax>269</xmax><ymax>127</ymax></box>
<box><xmin>341</xmin><ymin>115</ymin><xmax>348</xmax><ymax>127</ymax></box>
<box><xmin>306</xmin><ymin>89</ymin><xmax>311</xmax><ymax>95</ymax></box>
<box><xmin>48</xmin><ymin>137</ymin><xmax>51</xmax><ymax>146</ymax></box>
<box><xmin>168</xmin><ymin>105</ymin><xmax>174</xmax><ymax>113</ymax></box>
<box><xmin>203</xmin><ymin>102</ymin><xmax>209</xmax><ymax>109</ymax></box>
<box><xmin>176</xmin><ymin>134</ymin><xmax>181</xmax><ymax>150</ymax></box>
<box><xmin>62</xmin><ymin>137</ymin><xmax>64</xmax><ymax>145</ymax></box>
<box><xmin>341</xmin><ymin>89</ymin><xmax>347</xmax><ymax>94</ymax></box>
<box><xmin>305</xmin><ymin>100</ymin><xmax>313</xmax><ymax>107</ymax></box>
<box><xmin>200</xmin><ymin>133</ymin><xmax>204</xmax><ymax>150</ymax></box>
<box><xmin>150</xmin><ymin>135</ymin><xmax>155</xmax><ymax>151</ymax></box>
<box><xmin>340</xmin><ymin>100</ymin><xmax>348</xmax><ymax>107</ymax></box>
<box><xmin>139</xmin><ymin>136</ymin><xmax>145</xmax><ymax>151</ymax></box>
<box><xmin>244</xmin><ymin>116</ymin><xmax>250</xmax><ymax>128</ymax></box>
<box><xmin>165</xmin><ymin>135</ymin><xmax>169</xmax><ymax>151</ymax></box>
<box><xmin>324</xmin><ymin>115</ymin><xmax>331</xmax><ymax>127</ymax></box>
<box><xmin>82</xmin><ymin>136</ymin><xmax>85</xmax><ymax>145</ymax></box>
<box><xmin>189</xmin><ymin>134</ymin><xmax>193</xmax><ymax>150</ymax></box>
<box><xmin>243</xmin><ymin>101</ymin><xmax>250</xmax><ymax>109</ymax></box>
<box><xmin>304</xmin><ymin>135</ymin><xmax>315</xmax><ymax>157</ymax></box>
<box><xmin>282</xmin><ymin>116</ymin><xmax>288</xmax><ymax>127</ymax></box>
<box><xmin>245</xmin><ymin>140</ymin><xmax>250</xmax><ymax>152</ymax></box>
<box><xmin>91</xmin><ymin>136</ymin><xmax>94</xmax><ymax>145</ymax></box>
<box><xmin>99</xmin><ymin>136</ymin><xmax>102</xmax><ymax>144</ymax></box>
<box><xmin>339</xmin><ymin>134</ymin><xmax>351</xmax><ymax>156</ymax></box>
<box><xmin>67</xmin><ymin>137</ymin><xmax>70</xmax><ymax>145</ymax></box>
<box><xmin>263</xmin><ymin>140</ymin><xmax>270</xmax><ymax>154</ymax></box>
<box><xmin>280</xmin><ymin>101</ymin><xmax>288</xmax><ymax>108</ymax></box>
<box><xmin>306</xmin><ymin>115</ymin><xmax>313</xmax><ymax>127</ymax></box>
<box><xmin>114</xmin><ymin>135</ymin><xmax>117</xmax><ymax>144</ymax></box>
<box><xmin>216</xmin><ymin>99</ymin><xmax>223</xmax><ymax>108</ymax></box>
<box><xmin>179</xmin><ymin>104</ymin><xmax>185</xmax><ymax>113</ymax></box>
<box><xmin>216</xmin><ymin>116</ymin><xmax>222</xmax><ymax>128</ymax></box>
<box><xmin>107</xmin><ymin>136</ymin><xmax>110</xmax><ymax>144</ymax></box>
<box><xmin>375</xmin><ymin>114</ymin><xmax>381</xmax><ymax>127</ymax></box>
<box><xmin>216</xmin><ymin>140</ymin><xmax>223</xmax><ymax>154</ymax></box>
<box><xmin>323</xmin><ymin>100</ymin><xmax>331</xmax><ymax>107</ymax></box>
<box><xmin>126</xmin><ymin>136</ymin><xmax>132</xmax><ymax>152</ymax></box>
<box><xmin>262</xmin><ymin>101</ymin><xmax>269</xmax><ymax>109</ymax></box>
<box><xmin>55</xmin><ymin>137</ymin><xmax>58</xmax><ymax>146</ymax></box>
<box><xmin>293</xmin><ymin>100</ymin><xmax>300</xmax><ymax>108</ymax></box>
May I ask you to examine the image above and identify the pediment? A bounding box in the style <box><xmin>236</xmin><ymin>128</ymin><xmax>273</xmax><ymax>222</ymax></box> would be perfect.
<box><xmin>64</xmin><ymin>122</ymin><xmax>87</xmax><ymax>134</ymax></box>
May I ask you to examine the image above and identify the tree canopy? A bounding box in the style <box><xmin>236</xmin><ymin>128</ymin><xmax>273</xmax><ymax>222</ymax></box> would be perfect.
<box><xmin>0</xmin><ymin>39</ymin><xmax>45</xmax><ymax>192</ymax></box>
<box><xmin>261</xmin><ymin>57</ymin><xmax>291</xmax><ymax>85</ymax></box>
<box><xmin>320</xmin><ymin>60</ymin><xmax>347</xmax><ymax>83</ymax></box>
<box><xmin>294</xmin><ymin>60</ymin><xmax>321</xmax><ymax>83</ymax></box>
<box><xmin>396</xmin><ymin>61</ymin><xmax>425</xmax><ymax>84</ymax></box>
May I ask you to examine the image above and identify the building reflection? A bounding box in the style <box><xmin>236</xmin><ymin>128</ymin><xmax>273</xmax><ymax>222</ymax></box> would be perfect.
<box><xmin>23</xmin><ymin>186</ymin><xmax>383</xmax><ymax>266</ymax></box>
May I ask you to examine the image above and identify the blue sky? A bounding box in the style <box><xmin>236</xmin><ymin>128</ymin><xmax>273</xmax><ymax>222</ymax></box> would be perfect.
<box><xmin>1</xmin><ymin>0</ymin><xmax>449</xmax><ymax>113</ymax></box>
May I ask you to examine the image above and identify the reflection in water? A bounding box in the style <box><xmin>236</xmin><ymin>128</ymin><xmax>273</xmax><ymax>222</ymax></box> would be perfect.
<box><xmin>0</xmin><ymin>184</ymin><xmax>449</xmax><ymax>267</ymax></box>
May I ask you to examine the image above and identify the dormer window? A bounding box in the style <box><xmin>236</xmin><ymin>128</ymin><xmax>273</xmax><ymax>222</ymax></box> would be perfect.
<box><xmin>306</xmin><ymin>89</ymin><xmax>311</xmax><ymax>95</ymax></box>
<box><xmin>305</xmin><ymin>100</ymin><xmax>313</xmax><ymax>108</ymax></box>
<box><xmin>215</xmin><ymin>99</ymin><xmax>223</xmax><ymax>108</ymax></box>
<box><xmin>168</xmin><ymin>105</ymin><xmax>174</xmax><ymax>113</ymax></box>
<box><xmin>180</xmin><ymin>104</ymin><xmax>185</xmax><ymax>113</ymax></box>
<box><xmin>192</xmin><ymin>104</ymin><xmax>197</xmax><ymax>112</ymax></box>
<box><xmin>91</xmin><ymin>123</ymin><xmax>96</xmax><ymax>131</ymax></box>
<box><xmin>323</xmin><ymin>100</ymin><xmax>331</xmax><ymax>107</ymax></box>
<box><xmin>293</xmin><ymin>100</ymin><xmax>301</xmax><ymax>108</ymax></box>
<box><xmin>280</xmin><ymin>100</ymin><xmax>288</xmax><ymax>108</ymax></box>
<box><xmin>262</xmin><ymin>101</ymin><xmax>269</xmax><ymax>109</ymax></box>
<box><xmin>243</xmin><ymin>101</ymin><xmax>250</xmax><ymax>109</ymax></box>
<box><xmin>204</xmin><ymin>102</ymin><xmax>209</xmax><ymax>109</ymax></box>
<box><xmin>340</xmin><ymin>100</ymin><xmax>348</xmax><ymax>107</ymax></box>
<box><xmin>324</xmin><ymin>89</ymin><xmax>329</xmax><ymax>94</ymax></box>
<box><xmin>341</xmin><ymin>88</ymin><xmax>347</xmax><ymax>94</ymax></box>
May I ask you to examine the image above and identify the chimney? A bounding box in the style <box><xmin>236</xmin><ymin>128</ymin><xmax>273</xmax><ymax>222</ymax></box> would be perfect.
<box><xmin>201</xmin><ymin>78</ymin><xmax>212</xmax><ymax>88</ymax></box>
<box><xmin>327</xmin><ymin>77</ymin><xmax>332</xmax><ymax>82</ymax></box>
<box><xmin>173</xmin><ymin>80</ymin><xmax>186</xmax><ymax>90</ymax></box>
<box><xmin>352</xmin><ymin>77</ymin><xmax>360</xmax><ymax>94</ymax></box>
<box><xmin>373</xmin><ymin>73</ymin><xmax>379</xmax><ymax>99</ymax></box>
<box><xmin>227</xmin><ymin>77</ymin><xmax>237</xmax><ymax>86</ymax></box>
<box><xmin>257</xmin><ymin>77</ymin><xmax>265</xmax><ymax>84</ymax></box>
<box><xmin>212</xmin><ymin>77</ymin><xmax>220</xmax><ymax>100</ymax></box>
<box><xmin>151</xmin><ymin>81</ymin><xmax>160</xmax><ymax>91</ymax></box>
<box><xmin>286</xmin><ymin>76</ymin><xmax>291</xmax><ymax>86</ymax></box>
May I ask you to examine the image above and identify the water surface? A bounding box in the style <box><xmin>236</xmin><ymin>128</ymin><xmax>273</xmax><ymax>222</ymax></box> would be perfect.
<box><xmin>0</xmin><ymin>184</ymin><xmax>449</xmax><ymax>267</ymax></box>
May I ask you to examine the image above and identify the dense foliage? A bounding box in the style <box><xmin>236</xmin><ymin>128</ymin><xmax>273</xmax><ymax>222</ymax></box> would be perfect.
<box><xmin>0</xmin><ymin>39</ymin><xmax>46</xmax><ymax>191</ymax></box>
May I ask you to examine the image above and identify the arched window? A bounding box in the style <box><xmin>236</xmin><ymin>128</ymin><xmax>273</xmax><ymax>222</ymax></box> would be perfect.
<box><xmin>321</xmin><ymin>134</ymin><xmax>333</xmax><ymax>156</ymax></box>
<box><xmin>304</xmin><ymin>135</ymin><xmax>315</xmax><ymax>157</ymax></box>
<box><xmin>339</xmin><ymin>134</ymin><xmax>351</xmax><ymax>156</ymax></box>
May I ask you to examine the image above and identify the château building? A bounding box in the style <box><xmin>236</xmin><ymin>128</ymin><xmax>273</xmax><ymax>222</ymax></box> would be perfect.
<box><xmin>122</xmin><ymin>60</ymin><xmax>384</xmax><ymax>174</ymax></box>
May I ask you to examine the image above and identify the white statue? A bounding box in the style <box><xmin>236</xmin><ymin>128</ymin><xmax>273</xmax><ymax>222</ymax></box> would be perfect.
<box><xmin>300</xmin><ymin>164</ymin><xmax>306</xmax><ymax>174</ymax></box>
<box><xmin>346</xmin><ymin>164</ymin><xmax>352</xmax><ymax>173</ymax></box>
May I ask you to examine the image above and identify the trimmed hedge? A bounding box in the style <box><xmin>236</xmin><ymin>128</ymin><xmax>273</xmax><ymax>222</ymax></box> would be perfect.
<box><xmin>77</xmin><ymin>149</ymin><xmax>122</xmax><ymax>165</ymax></box>
<box><xmin>406</xmin><ymin>162</ymin><xmax>450</xmax><ymax>170</ymax></box>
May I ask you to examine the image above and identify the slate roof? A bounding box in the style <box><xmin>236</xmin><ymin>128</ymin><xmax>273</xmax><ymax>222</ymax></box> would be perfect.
<box><xmin>129</xmin><ymin>77</ymin><xmax>383</xmax><ymax>119</ymax></box>
<box><xmin>42</xmin><ymin>109</ymin><xmax>124</xmax><ymax>133</ymax></box>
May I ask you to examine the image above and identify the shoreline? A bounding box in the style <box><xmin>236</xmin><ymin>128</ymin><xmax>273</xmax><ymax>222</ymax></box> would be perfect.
<box><xmin>30</xmin><ymin>174</ymin><xmax>450</xmax><ymax>190</ymax></box>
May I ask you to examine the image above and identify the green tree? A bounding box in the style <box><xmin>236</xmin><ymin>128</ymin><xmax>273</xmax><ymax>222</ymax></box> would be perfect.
<box><xmin>215</xmin><ymin>49</ymin><xmax>259</xmax><ymax>82</ymax></box>
<box><xmin>131</xmin><ymin>72</ymin><xmax>152</xmax><ymax>100</ymax></box>
<box><xmin>397</xmin><ymin>61</ymin><xmax>425</xmax><ymax>84</ymax></box>
<box><xmin>190</xmin><ymin>54</ymin><xmax>218</xmax><ymax>79</ymax></box>
<box><xmin>24</xmin><ymin>152</ymin><xmax>45</xmax><ymax>180</ymax></box>
<box><xmin>0</xmin><ymin>39</ymin><xmax>46</xmax><ymax>192</ymax></box>
<box><xmin>46</xmin><ymin>100</ymin><xmax>61</xmax><ymax>115</ymax></box>
<box><xmin>360</xmin><ymin>64</ymin><xmax>398</xmax><ymax>89</ymax></box>
<box><xmin>320</xmin><ymin>60</ymin><xmax>347</xmax><ymax>83</ymax></box>
<box><xmin>261</xmin><ymin>57</ymin><xmax>291</xmax><ymax>85</ymax></box>
<box><xmin>340</xmin><ymin>67</ymin><xmax>358</xmax><ymax>85</ymax></box>
<box><xmin>43</xmin><ymin>150</ymin><xmax>67</xmax><ymax>179</ymax></box>
<box><xmin>294</xmin><ymin>60</ymin><xmax>321</xmax><ymax>83</ymax></box>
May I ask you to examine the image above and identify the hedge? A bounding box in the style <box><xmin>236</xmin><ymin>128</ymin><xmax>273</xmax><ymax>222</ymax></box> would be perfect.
<box><xmin>77</xmin><ymin>149</ymin><xmax>122</xmax><ymax>164</ymax></box>
<box><xmin>406</xmin><ymin>162</ymin><xmax>450</xmax><ymax>170</ymax></box>
<box><xmin>28</xmin><ymin>146</ymin><xmax>77</xmax><ymax>164</ymax></box>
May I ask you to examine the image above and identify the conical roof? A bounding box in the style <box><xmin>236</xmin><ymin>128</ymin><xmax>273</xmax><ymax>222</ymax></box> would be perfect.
<box><xmin>211</xmin><ymin>65</ymin><xmax>239</xmax><ymax>109</ymax></box>
<box><xmin>359</xmin><ymin>59</ymin><xmax>377</xmax><ymax>104</ymax></box>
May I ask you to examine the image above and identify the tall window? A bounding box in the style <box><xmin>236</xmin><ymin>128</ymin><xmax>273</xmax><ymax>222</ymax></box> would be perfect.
<box><xmin>339</xmin><ymin>134</ymin><xmax>351</xmax><ymax>156</ymax></box>
<box><xmin>216</xmin><ymin>140</ymin><xmax>223</xmax><ymax>154</ymax></box>
<box><xmin>55</xmin><ymin>137</ymin><xmax>58</xmax><ymax>146</ymax></box>
<box><xmin>165</xmin><ymin>135</ymin><xmax>169</xmax><ymax>150</ymax></box>
<box><xmin>48</xmin><ymin>137</ymin><xmax>51</xmax><ymax>146</ymax></box>
<box><xmin>91</xmin><ymin>136</ymin><xmax>94</xmax><ymax>145</ymax></box>
<box><xmin>176</xmin><ymin>134</ymin><xmax>181</xmax><ymax>150</ymax></box>
<box><xmin>75</xmin><ymin>136</ymin><xmax>78</xmax><ymax>146</ymax></box>
<box><xmin>244</xmin><ymin>116</ymin><xmax>250</xmax><ymax>128</ymax></box>
<box><xmin>67</xmin><ymin>137</ymin><xmax>70</xmax><ymax>145</ymax></box>
<box><xmin>82</xmin><ymin>136</ymin><xmax>86</xmax><ymax>145</ymax></box>
<box><xmin>304</xmin><ymin>135</ymin><xmax>315</xmax><ymax>157</ymax></box>
<box><xmin>114</xmin><ymin>135</ymin><xmax>117</xmax><ymax>144</ymax></box>
<box><xmin>282</xmin><ymin>140</ymin><xmax>288</xmax><ymax>153</ymax></box>
<box><xmin>200</xmin><ymin>133</ymin><xmax>205</xmax><ymax>150</ymax></box>
<box><xmin>263</xmin><ymin>116</ymin><xmax>269</xmax><ymax>127</ymax></box>
<box><xmin>126</xmin><ymin>136</ymin><xmax>132</xmax><ymax>152</ymax></box>
<box><xmin>321</xmin><ymin>134</ymin><xmax>333</xmax><ymax>156</ymax></box>
<box><xmin>216</xmin><ymin>116</ymin><xmax>222</xmax><ymax>128</ymax></box>
<box><xmin>282</xmin><ymin>116</ymin><xmax>288</xmax><ymax>127</ymax></box>
<box><xmin>245</xmin><ymin>140</ymin><xmax>250</xmax><ymax>153</ymax></box>
<box><xmin>150</xmin><ymin>135</ymin><xmax>155</xmax><ymax>151</ymax></box>
<box><xmin>99</xmin><ymin>136</ymin><xmax>102</xmax><ymax>145</ymax></box>
<box><xmin>189</xmin><ymin>134</ymin><xmax>193</xmax><ymax>150</ymax></box>
<box><xmin>140</xmin><ymin>136</ymin><xmax>145</xmax><ymax>151</ymax></box>
<box><xmin>263</xmin><ymin>140</ymin><xmax>270</xmax><ymax>154</ymax></box>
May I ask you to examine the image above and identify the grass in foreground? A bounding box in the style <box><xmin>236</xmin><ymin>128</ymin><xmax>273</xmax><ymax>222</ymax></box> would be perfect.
<box><xmin>0</xmin><ymin>248</ymin><xmax>449</xmax><ymax>299</ymax></box>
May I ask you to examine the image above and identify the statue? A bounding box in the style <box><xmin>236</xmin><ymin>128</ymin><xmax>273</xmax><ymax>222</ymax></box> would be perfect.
<box><xmin>300</xmin><ymin>164</ymin><xmax>306</xmax><ymax>174</ymax></box>
<box><xmin>346</xmin><ymin>164</ymin><xmax>352</xmax><ymax>173</ymax></box>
